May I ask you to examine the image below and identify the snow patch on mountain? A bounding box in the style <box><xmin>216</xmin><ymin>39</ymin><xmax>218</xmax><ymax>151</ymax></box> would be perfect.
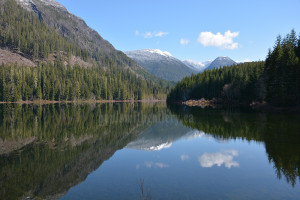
<box><xmin>125</xmin><ymin>49</ymin><xmax>174</xmax><ymax>61</ymax></box>
<box><xmin>184</xmin><ymin>60</ymin><xmax>205</xmax><ymax>67</ymax></box>
<box><xmin>39</xmin><ymin>0</ymin><xmax>65</xmax><ymax>8</ymax></box>
<box><xmin>17</xmin><ymin>0</ymin><xmax>33</xmax><ymax>10</ymax></box>
<box><xmin>183</xmin><ymin>59</ymin><xmax>212</xmax><ymax>72</ymax></box>
<box><xmin>17</xmin><ymin>0</ymin><xmax>65</xmax><ymax>11</ymax></box>
<box><xmin>143</xmin><ymin>49</ymin><xmax>172</xmax><ymax>57</ymax></box>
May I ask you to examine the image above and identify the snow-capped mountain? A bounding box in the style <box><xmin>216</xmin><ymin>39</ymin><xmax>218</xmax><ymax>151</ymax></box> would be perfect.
<box><xmin>126</xmin><ymin>120</ymin><xmax>210</xmax><ymax>151</ymax></box>
<box><xmin>125</xmin><ymin>49</ymin><xmax>197</xmax><ymax>82</ymax></box>
<box><xmin>183</xmin><ymin>59</ymin><xmax>212</xmax><ymax>72</ymax></box>
<box><xmin>207</xmin><ymin>56</ymin><xmax>237</xmax><ymax>70</ymax></box>
<box><xmin>126</xmin><ymin>129</ymin><xmax>210</xmax><ymax>151</ymax></box>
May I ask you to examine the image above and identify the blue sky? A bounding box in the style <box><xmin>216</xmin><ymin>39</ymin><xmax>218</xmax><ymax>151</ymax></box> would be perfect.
<box><xmin>56</xmin><ymin>0</ymin><xmax>300</xmax><ymax>62</ymax></box>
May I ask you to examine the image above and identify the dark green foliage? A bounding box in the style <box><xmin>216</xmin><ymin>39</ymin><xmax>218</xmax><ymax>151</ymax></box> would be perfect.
<box><xmin>167</xmin><ymin>62</ymin><xmax>265</xmax><ymax>103</ymax></box>
<box><xmin>265</xmin><ymin>29</ymin><xmax>300</xmax><ymax>106</ymax></box>
<box><xmin>0</xmin><ymin>62</ymin><xmax>168</xmax><ymax>101</ymax></box>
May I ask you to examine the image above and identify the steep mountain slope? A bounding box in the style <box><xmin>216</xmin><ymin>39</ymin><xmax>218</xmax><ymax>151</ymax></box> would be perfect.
<box><xmin>125</xmin><ymin>49</ymin><xmax>196</xmax><ymax>82</ymax></box>
<box><xmin>3</xmin><ymin>0</ymin><xmax>164</xmax><ymax>83</ymax></box>
<box><xmin>183</xmin><ymin>60</ymin><xmax>212</xmax><ymax>72</ymax></box>
<box><xmin>207</xmin><ymin>56</ymin><xmax>237</xmax><ymax>70</ymax></box>
<box><xmin>0</xmin><ymin>0</ymin><xmax>171</xmax><ymax>101</ymax></box>
<box><xmin>16</xmin><ymin>0</ymin><xmax>114</xmax><ymax>55</ymax></box>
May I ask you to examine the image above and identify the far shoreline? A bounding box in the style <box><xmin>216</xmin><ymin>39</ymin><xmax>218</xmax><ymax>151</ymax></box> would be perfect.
<box><xmin>172</xmin><ymin>99</ymin><xmax>300</xmax><ymax>114</ymax></box>
<box><xmin>0</xmin><ymin>99</ymin><xmax>166</xmax><ymax>105</ymax></box>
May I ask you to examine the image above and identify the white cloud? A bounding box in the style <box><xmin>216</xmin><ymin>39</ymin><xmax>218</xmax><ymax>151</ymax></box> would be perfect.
<box><xmin>197</xmin><ymin>30</ymin><xmax>239</xmax><ymax>50</ymax></box>
<box><xmin>236</xmin><ymin>59</ymin><xmax>251</xmax><ymax>63</ymax></box>
<box><xmin>198</xmin><ymin>149</ymin><xmax>239</xmax><ymax>169</ymax></box>
<box><xmin>135</xmin><ymin>30</ymin><xmax>139</xmax><ymax>36</ymax></box>
<box><xmin>180</xmin><ymin>38</ymin><xmax>190</xmax><ymax>45</ymax></box>
<box><xmin>143</xmin><ymin>31</ymin><xmax>169</xmax><ymax>39</ymax></box>
<box><xmin>154</xmin><ymin>32</ymin><xmax>169</xmax><ymax>37</ymax></box>
<box><xmin>180</xmin><ymin>154</ymin><xmax>190</xmax><ymax>161</ymax></box>
<box><xmin>144</xmin><ymin>32</ymin><xmax>153</xmax><ymax>38</ymax></box>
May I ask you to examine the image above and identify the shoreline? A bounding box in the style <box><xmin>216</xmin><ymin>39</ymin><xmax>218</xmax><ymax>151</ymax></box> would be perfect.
<box><xmin>0</xmin><ymin>99</ymin><xmax>166</xmax><ymax>105</ymax></box>
<box><xmin>175</xmin><ymin>99</ymin><xmax>300</xmax><ymax>113</ymax></box>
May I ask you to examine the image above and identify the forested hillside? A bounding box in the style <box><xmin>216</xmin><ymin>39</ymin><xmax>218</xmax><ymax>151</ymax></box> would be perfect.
<box><xmin>167</xmin><ymin>61</ymin><xmax>265</xmax><ymax>103</ymax></box>
<box><xmin>0</xmin><ymin>0</ymin><xmax>86</xmax><ymax>60</ymax></box>
<box><xmin>0</xmin><ymin>0</ymin><xmax>171</xmax><ymax>101</ymax></box>
<box><xmin>167</xmin><ymin>30</ymin><xmax>300</xmax><ymax>107</ymax></box>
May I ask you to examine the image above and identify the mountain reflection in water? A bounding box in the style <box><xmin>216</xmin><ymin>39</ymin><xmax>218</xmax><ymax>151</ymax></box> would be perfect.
<box><xmin>0</xmin><ymin>103</ymin><xmax>299</xmax><ymax>200</ymax></box>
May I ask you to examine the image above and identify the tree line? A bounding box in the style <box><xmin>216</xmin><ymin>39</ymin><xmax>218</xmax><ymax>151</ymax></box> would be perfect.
<box><xmin>167</xmin><ymin>30</ymin><xmax>300</xmax><ymax>107</ymax></box>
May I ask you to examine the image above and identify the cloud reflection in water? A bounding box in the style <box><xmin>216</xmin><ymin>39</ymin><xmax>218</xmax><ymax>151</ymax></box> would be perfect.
<box><xmin>198</xmin><ymin>150</ymin><xmax>239</xmax><ymax>169</ymax></box>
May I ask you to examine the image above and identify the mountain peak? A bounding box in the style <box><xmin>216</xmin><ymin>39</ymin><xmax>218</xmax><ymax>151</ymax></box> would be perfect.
<box><xmin>216</xmin><ymin>56</ymin><xmax>231</xmax><ymax>60</ymax></box>
<box><xmin>17</xmin><ymin>0</ymin><xmax>66</xmax><ymax>10</ymax></box>
<box><xmin>207</xmin><ymin>56</ymin><xmax>236</xmax><ymax>70</ymax></box>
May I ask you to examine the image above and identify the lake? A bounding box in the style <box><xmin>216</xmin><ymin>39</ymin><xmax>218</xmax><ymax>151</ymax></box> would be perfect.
<box><xmin>0</xmin><ymin>103</ymin><xmax>300</xmax><ymax>199</ymax></box>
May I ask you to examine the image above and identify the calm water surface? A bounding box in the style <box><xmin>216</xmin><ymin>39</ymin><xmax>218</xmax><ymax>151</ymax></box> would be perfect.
<box><xmin>0</xmin><ymin>103</ymin><xmax>299</xmax><ymax>199</ymax></box>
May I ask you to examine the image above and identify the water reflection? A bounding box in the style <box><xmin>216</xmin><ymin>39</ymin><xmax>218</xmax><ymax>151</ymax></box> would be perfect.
<box><xmin>198</xmin><ymin>150</ymin><xmax>239</xmax><ymax>168</ymax></box>
<box><xmin>0</xmin><ymin>103</ymin><xmax>167</xmax><ymax>200</ymax></box>
<box><xmin>137</xmin><ymin>162</ymin><xmax>169</xmax><ymax>169</ymax></box>
<box><xmin>0</xmin><ymin>103</ymin><xmax>300</xmax><ymax>200</ymax></box>
<box><xmin>180</xmin><ymin>154</ymin><xmax>190</xmax><ymax>161</ymax></box>
<box><xmin>168</xmin><ymin>104</ymin><xmax>300</xmax><ymax>186</ymax></box>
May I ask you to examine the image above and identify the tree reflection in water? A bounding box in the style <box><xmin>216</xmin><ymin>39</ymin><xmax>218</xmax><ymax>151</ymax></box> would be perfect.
<box><xmin>169</xmin><ymin>104</ymin><xmax>300</xmax><ymax>187</ymax></box>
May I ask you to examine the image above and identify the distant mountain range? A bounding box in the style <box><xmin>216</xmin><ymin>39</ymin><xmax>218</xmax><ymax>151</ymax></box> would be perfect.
<box><xmin>126</xmin><ymin>49</ymin><xmax>239</xmax><ymax>81</ymax></box>
<box><xmin>125</xmin><ymin>49</ymin><xmax>196</xmax><ymax>82</ymax></box>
